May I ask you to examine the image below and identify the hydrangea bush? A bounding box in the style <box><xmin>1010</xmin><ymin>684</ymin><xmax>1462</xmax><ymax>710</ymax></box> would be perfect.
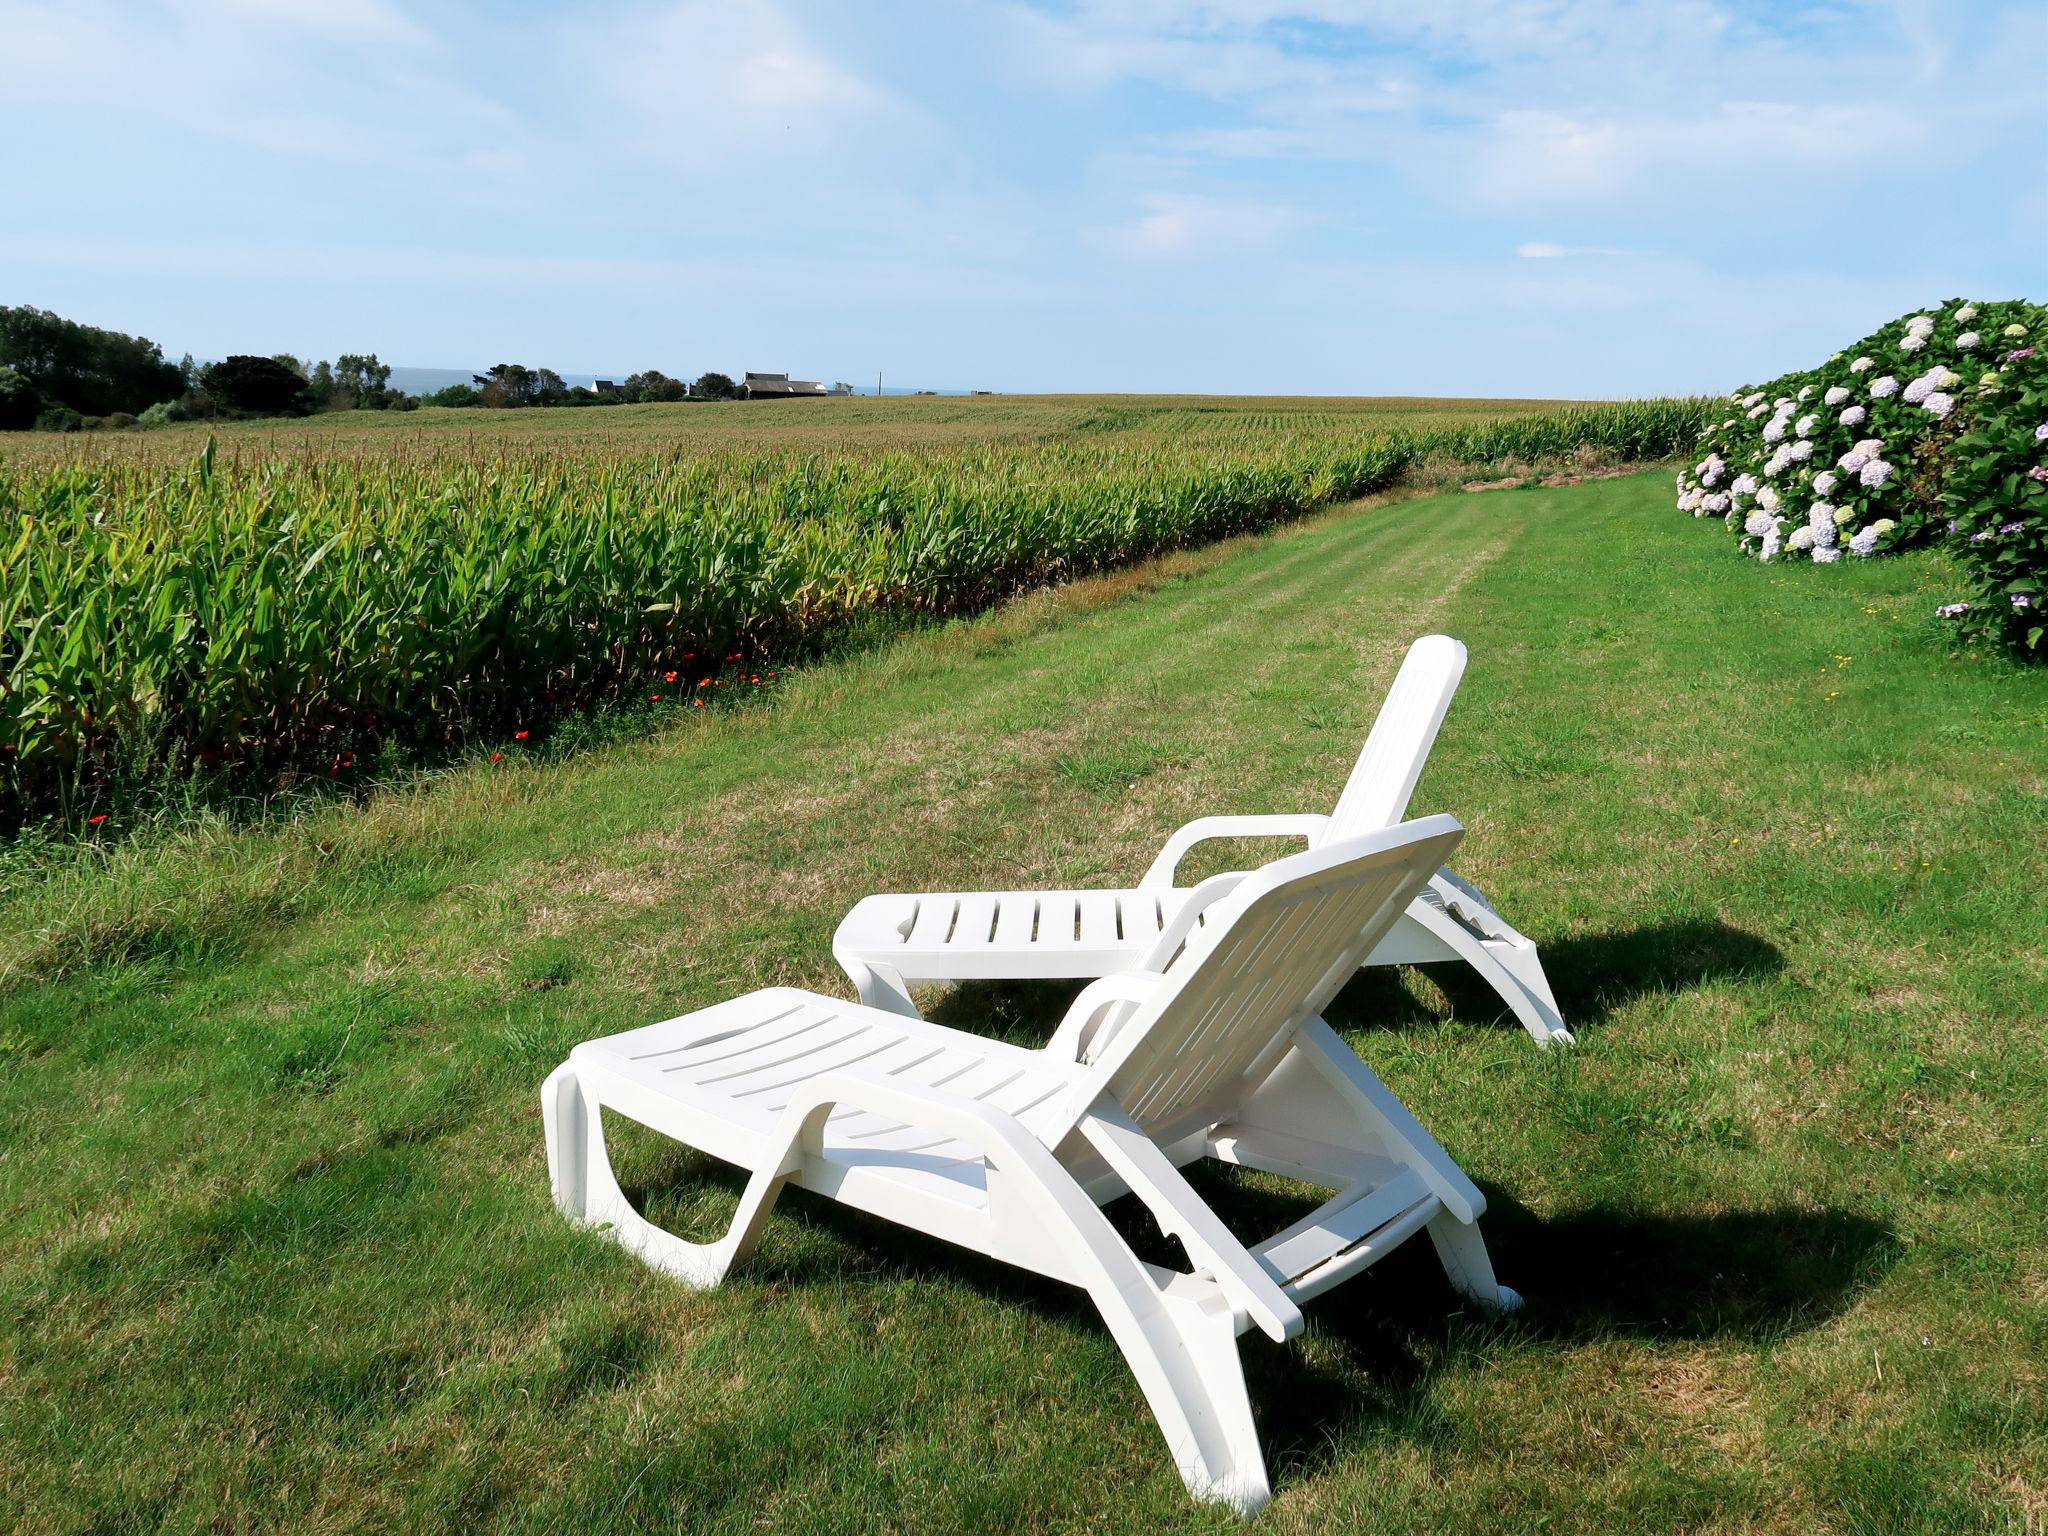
<box><xmin>1674</xmin><ymin>298</ymin><xmax>2047</xmax><ymax>657</ymax></box>
<box><xmin>1936</xmin><ymin>341</ymin><xmax>2046</xmax><ymax>656</ymax></box>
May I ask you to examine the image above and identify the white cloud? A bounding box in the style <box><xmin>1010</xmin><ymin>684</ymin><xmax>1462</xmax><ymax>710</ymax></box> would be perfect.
<box><xmin>563</xmin><ymin>3</ymin><xmax>913</xmax><ymax>168</ymax></box>
<box><xmin>1515</xmin><ymin>242</ymin><xmax>1645</xmax><ymax>259</ymax></box>
<box><xmin>1085</xmin><ymin>192</ymin><xmax>1312</xmax><ymax>259</ymax></box>
<box><xmin>1002</xmin><ymin>0</ymin><xmax>2045</xmax><ymax>226</ymax></box>
<box><xmin>0</xmin><ymin>0</ymin><xmax>514</xmax><ymax>163</ymax></box>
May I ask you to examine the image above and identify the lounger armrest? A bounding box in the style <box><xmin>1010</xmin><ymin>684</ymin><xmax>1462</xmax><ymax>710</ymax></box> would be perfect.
<box><xmin>777</xmin><ymin>1071</ymin><xmax>1053</xmax><ymax>1178</ymax></box>
<box><xmin>1139</xmin><ymin>814</ymin><xmax>1331</xmax><ymax>889</ymax></box>
<box><xmin>1049</xmin><ymin>973</ymin><xmax>1171</xmax><ymax>1064</ymax></box>
<box><xmin>1138</xmin><ymin>871</ymin><xmax>1249</xmax><ymax>971</ymax></box>
<box><xmin>1079</xmin><ymin>1104</ymin><xmax>1304</xmax><ymax>1343</ymax></box>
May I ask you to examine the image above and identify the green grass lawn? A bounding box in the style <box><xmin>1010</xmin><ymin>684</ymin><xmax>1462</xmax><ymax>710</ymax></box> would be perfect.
<box><xmin>2</xmin><ymin>472</ymin><xmax>2043</xmax><ymax>1534</ymax></box>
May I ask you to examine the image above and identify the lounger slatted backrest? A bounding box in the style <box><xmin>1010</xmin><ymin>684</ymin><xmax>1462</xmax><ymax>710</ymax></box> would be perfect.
<box><xmin>1320</xmin><ymin>635</ymin><xmax>1468</xmax><ymax>842</ymax></box>
<box><xmin>1065</xmin><ymin>817</ymin><xmax>1464</xmax><ymax>1138</ymax></box>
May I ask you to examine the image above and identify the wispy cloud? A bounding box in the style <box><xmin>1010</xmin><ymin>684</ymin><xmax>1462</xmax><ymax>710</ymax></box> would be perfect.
<box><xmin>1515</xmin><ymin>242</ymin><xmax>1647</xmax><ymax>260</ymax></box>
<box><xmin>1086</xmin><ymin>192</ymin><xmax>1314</xmax><ymax>259</ymax></box>
<box><xmin>0</xmin><ymin>0</ymin><xmax>2038</xmax><ymax>393</ymax></box>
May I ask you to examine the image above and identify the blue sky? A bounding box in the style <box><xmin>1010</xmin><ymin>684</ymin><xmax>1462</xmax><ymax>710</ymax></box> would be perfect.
<box><xmin>3</xmin><ymin>0</ymin><xmax>2043</xmax><ymax>396</ymax></box>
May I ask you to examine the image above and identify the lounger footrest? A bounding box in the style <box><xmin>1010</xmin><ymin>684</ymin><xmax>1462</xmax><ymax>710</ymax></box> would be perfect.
<box><xmin>1252</xmin><ymin>1170</ymin><xmax>1435</xmax><ymax>1292</ymax></box>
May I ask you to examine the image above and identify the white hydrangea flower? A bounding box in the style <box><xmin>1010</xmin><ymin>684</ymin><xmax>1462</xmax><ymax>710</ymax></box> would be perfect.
<box><xmin>1742</xmin><ymin>392</ymin><xmax>1764</xmax><ymax>408</ymax></box>
<box><xmin>1758</xmin><ymin>485</ymin><xmax>1779</xmax><ymax>511</ymax></box>
<box><xmin>1760</xmin><ymin>525</ymin><xmax>1783</xmax><ymax>562</ymax></box>
<box><xmin>1853</xmin><ymin>438</ymin><xmax>1884</xmax><ymax>456</ymax></box>
<box><xmin>1789</xmin><ymin>526</ymin><xmax>1816</xmax><ymax>552</ymax></box>
<box><xmin>1922</xmin><ymin>392</ymin><xmax>1954</xmax><ymax>419</ymax></box>
<box><xmin>1870</xmin><ymin>375</ymin><xmax>1898</xmax><ymax>397</ymax></box>
<box><xmin>1957</xmin><ymin>332</ymin><xmax>1980</xmax><ymax>349</ymax></box>
<box><xmin>1796</xmin><ymin>413</ymin><xmax>1819</xmax><ymax>435</ymax></box>
<box><xmin>1705</xmin><ymin>493</ymin><xmax>1729</xmax><ymax>513</ymax></box>
<box><xmin>1812</xmin><ymin>470</ymin><xmax>1837</xmax><ymax>495</ymax></box>
<box><xmin>1902</xmin><ymin>374</ymin><xmax>1935</xmax><ymax>404</ymax></box>
<box><xmin>1744</xmin><ymin>510</ymin><xmax>1776</xmax><ymax>538</ymax></box>
<box><xmin>1849</xmin><ymin>357</ymin><xmax>1874</xmax><ymax>373</ymax></box>
<box><xmin>1762</xmin><ymin>417</ymin><xmax>1787</xmax><ymax>443</ymax></box>
<box><xmin>1937</xmin><ymin>368</ymin><xmax>1960</xmax><ymax>389</ymax></box>
<box><xmin>2006</xmin><ymin>323</ymin><xmax>2028</xmax><ymax>337</ymax></box>
<box><xmin>1872</xmin><ymin>518</ymin><xmax>1896</xmax><ymax>534</ymax></box>
<box><xmin>1788</xmin><ymin>440</ymin><xmax>1814</xmax><ymax>462</ymax></box>
<box><xmin>1813</xmin><ymin>546</ymin><xmax>1842</xmax><ymax>563</ymax></box>
<box><xmin>1955</xmin><ymin>305</ymin><xmax>1977</xmax><ymax>322</ymax></box>
<box><xmin>1834</xmin><ymin>505</ymin><xmax>1857</xmax><ymax>527</ymax></box>
<box><xmin>1808</xmin><ymin>502</ymin><xmax>1837</xmax><ymax>549</ymax></box>
<box><xmin>1905</xmin><ymin>314</ymin><xmax>1934</xmax><ymax>335</ymax></box>
<box><xmin>1824</xmin><ymin>386</ymin><xmax>1851</xmax><ymax>405</ymax></box>
<box><xmin>1860</xmin><ymin>458</ymin><xmax>1894</xmax><ymax>487</ymax></box>
<box><xmin>1840</xmin><ymin>405</ymin><xmax>1867</xmax><ymax>426</ymax></box>
<box><xmin>1732</xmin><ymin>472</ymin><xmax>1759</xmax><ymax>496</ymax></box>
<box><xmin>1901</xmin><ymin>334</ymin><xmax>1926</xmax><ymax>352</ymax></box>
<box><xmin>1747</xmin><ymin>402</ymin><xmax>1769</xmax><ymax>419</ymax></box>
<box><xmin>1838</xmin><ymin>447</ymin><xmax>1870</xmax><ymax>473</ymax></box>
<box><xmin>1848</xmin><ymin>525</ymin><xmax>1881</xmax><ymax>557</ymax></box>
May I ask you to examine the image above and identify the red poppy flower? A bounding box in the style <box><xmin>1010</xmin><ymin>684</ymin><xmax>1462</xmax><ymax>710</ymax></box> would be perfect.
<box><xmin>514</xmin><ymin>730</ymin><xmax>530</xmax><ymax>740</ymax></box>
<box><xmin>88</xmin><ymin>813</ymin><xmax>108</xmax><ymax>825</ymax></box>
<box><xmin>490</xmin><ymin>753</ymin><xmax>504</xmax><ymax>763</ymax></box>
<box><xmin>650</xmin><ymin>694</ymin><xmax>662</xmax><ymax>702</ymax></box>
<box><xmin>663</xmin><ymin>671</ymin><xmax>679</xmax><ymax>684</ymax></box>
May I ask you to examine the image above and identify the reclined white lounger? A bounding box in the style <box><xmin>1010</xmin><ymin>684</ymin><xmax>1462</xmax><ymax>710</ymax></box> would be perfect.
<box><xmin>543</xmin><ymin>818</ymin><xmax>1521</xmax><ymax>1514</ymax></box>
<box><xmin>833</xmin><ymin>635</ymin><xmax>1570</xmax><ymax>1047</ymax></box>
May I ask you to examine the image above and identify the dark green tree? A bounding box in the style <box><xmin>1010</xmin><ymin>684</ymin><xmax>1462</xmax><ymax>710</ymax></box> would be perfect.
<box><xmin>692</xmin><ymin>371</ymin><xmax>739</xmax><ymax>401</ymax></box>
<box><xmin>0</xmin><ymin>365</ymin><xmax>40</xmax><ymax>431</ymax></box>
<box><xmin>623</xmin><ymin>369</ymin><xmax>687</xmax><ymax>403</ymax></box>
<box><xmin>201</xmin><ymin>355</ymin><xmax>311</xmax><ymax>416</ymax></box>
<box><xmin>333</xmin><ymin>353</ymin><xmax>392</xmax><ymax>401</ymax></box>
<box><xmin>0</xmin><ymin>305</ymin><xmax>184</xmax><ymax>416</ymax></box>
<box><xmin>476</xmin><ymin>364</ymin><xmax>537</xmax><ymax>407</ymax></box>
<box><xmin>306</xmin><ymin>360</ymin><xmax>338</xmax><ymax>410</ymax></box>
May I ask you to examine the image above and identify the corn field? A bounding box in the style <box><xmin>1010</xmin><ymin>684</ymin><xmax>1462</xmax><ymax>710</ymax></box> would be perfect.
<box><xmin>1</xmin><ymin>396</ymin><xmax>1711</xmax><ymax>820</ymax></box>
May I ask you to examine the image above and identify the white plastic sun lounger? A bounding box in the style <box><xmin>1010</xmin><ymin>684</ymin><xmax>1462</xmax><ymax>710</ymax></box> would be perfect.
<box><xmin>543</xmin><ymin>818</ymin><xmax>1520</xmax><ymax>1514</ymax></box>
<box><xmin>834</xmin><ymin>635</ymin><xmax>1570</xmax><ymax>1047</ymax></box>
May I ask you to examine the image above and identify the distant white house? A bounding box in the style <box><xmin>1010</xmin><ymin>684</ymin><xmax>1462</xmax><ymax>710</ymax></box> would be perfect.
<box><xmin>743</xmin><ymin>372</ymin><xmax>829</xmax><ymax>399</ymax></box>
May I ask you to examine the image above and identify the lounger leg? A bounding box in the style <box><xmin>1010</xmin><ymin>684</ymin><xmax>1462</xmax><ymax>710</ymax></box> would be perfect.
<box><xmin>840</xmin><ymin>957</ymin><xmax>920</xmax><ymax>1019</ymax></box>
<box><xmin>1405</xmin><ymin>892</ymin><xmax>1572</xmax><ymax>1048</ymax></box>
<box><xmin>1057</xmin><ymin>1238</ymin><xmax>1270</xmax><ymax>1513</ymax></box>
<box><xmin>541</xmin><ymin>1064</ymin><xmax>788</xmax><ymax>1289</ymax></box>
<box><xmin>1426</xmin><ymin>1208</ymin><xmax>1523</xmax><ymax>1314</ymax></box>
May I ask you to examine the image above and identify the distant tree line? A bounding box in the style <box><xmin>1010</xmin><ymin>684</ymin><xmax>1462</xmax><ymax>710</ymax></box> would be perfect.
<box><xmin>0</xmin><ymin>306</ymin><xmax>419</xmax><ymax>431</ymax></box>
<box><xmin>422</xmin><ymin>367</ymin><xmax>742</xmax><ymax>408</ymax></box>
<box><xmin>0</xmin><ymin>304</ymin><xmax>761</xmax><ymax>431</ymax></box>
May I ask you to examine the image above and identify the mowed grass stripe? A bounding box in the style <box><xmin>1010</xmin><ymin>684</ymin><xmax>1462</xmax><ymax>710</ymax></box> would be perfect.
<box><xmin>1</xmin><ymin>474</ymin><xmax>2042</xmax><ymax>1534</ymax></box>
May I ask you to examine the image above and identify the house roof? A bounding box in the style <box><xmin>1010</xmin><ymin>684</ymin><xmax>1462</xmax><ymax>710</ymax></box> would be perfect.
<box><xmin>744</xmin><ymin>372</ymin><xmax>828</xmax><ymax>396</ymax></box>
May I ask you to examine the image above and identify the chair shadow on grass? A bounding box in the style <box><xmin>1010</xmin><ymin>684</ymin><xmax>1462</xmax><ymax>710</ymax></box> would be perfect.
<box><xmin>1321</xmin><ymin>915</ymin><xmax>1786</xmax><ymax>1040</ymax></box>
<box><xmin>1214</xmin><ymin>1178</ymin><xmax>1899</xmax><ymax>1486</ymax></box>
<box><xmin>603</xmin><ymin>1091</ymin><xmax>1894</xmax><ymax>1498</ymax></box>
